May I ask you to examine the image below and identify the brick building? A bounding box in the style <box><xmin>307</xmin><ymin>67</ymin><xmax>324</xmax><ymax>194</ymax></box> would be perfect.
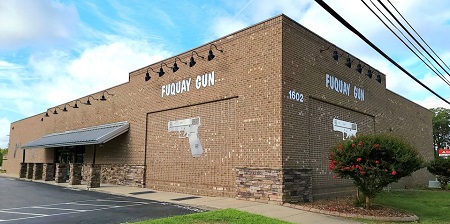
<box><xmin>4</xmin><ymin>15</ymin><xmax>433</xmax><ymax>203</ymax></box>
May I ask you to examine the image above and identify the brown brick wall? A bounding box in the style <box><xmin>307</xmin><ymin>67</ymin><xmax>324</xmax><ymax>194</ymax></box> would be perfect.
<box><xmin>143</xmin><ymin>17</ymin><xmax>284</xmax><ymax>195</ymax></box>
<box><xmin>280</xmin><ymin>16</ymin><xmax>433</xmax><ymax>199</ymax></box>
<box><xmin>5</xmin><ymin>15</ymin><xmax>433</xmax><ymax>201</ymax></box>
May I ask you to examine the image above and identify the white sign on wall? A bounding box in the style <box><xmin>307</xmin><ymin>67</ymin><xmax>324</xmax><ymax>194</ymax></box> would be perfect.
<box><xmin>333</xmin><ymin>118</ymin><xmax>358</xmax><ymax>139</ymax></box>
<box><xmin>325</xmin><ymin>74</ymin><xmax>365</xmax><ymax>101</ymax></box>
<box><xmin>161</xmin><ymin>71</ymin><xmax>215</xmax><ymax>97</ymax></box>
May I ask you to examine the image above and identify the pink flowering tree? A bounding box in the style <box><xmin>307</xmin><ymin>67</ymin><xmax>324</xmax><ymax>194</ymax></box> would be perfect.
<box><xmin>329</xmin><ymin>134</ymin><xmax>423</xmax><ymax>209</ymax></box>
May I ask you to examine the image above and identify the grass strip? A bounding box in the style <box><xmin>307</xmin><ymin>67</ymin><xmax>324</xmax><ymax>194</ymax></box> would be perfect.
<box><xmin>134</xmin><ymin>208</ymin><xmax>294</xmax><ymax>224</ymax></box>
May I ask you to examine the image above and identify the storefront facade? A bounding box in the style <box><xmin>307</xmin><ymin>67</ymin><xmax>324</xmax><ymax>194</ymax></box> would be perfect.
<box><xmin>4</xmin><ymin>15</ymin><xmax>433</xmax><ymax>203</ymax></box>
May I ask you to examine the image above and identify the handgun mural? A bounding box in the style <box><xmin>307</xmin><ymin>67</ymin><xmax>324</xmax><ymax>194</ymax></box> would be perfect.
<box><xmin>168</xmin><ymin>117</ymin><xmax>203</xmax><ymax>157</ymax></box>
<box><xmin>332</xmin><ymin>118</ymin><xmax>357</xmax><ymax>139</ymax></box>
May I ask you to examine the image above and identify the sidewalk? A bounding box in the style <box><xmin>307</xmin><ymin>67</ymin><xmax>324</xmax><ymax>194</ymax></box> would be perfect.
<box><xmin>0</xmin><ymin>173</ymin><xmax>360</xmax><ymax>224</ymax></box>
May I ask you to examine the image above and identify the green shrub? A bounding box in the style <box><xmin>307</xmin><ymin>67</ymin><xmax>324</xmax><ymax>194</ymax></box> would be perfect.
<box><xmin>427</xmin><ymin>157</ymin><xmax>450</xmax><ymax>190</ymax></box>
<box><xmin>329</xmin><ymin>134</ymin><xmax>423</xmax><ymax>209</ymax></box>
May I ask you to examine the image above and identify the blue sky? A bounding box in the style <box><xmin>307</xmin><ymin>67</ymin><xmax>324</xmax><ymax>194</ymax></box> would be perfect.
<box><xmin>1</xmin><ymin>0</ymin><xmax>450</xmax><ymax>148</ymax></box>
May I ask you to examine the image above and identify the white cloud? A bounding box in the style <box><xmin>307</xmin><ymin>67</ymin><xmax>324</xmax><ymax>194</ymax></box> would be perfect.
<box><xmin>0</xmin><ymin>117</ymin><xmax>10</xmax><ymax>148</ymax></box>
<box><xmin>210</xmin><ymin>17</ymin><xmax>248</xmax><ymax>38</ymax></box>
<box><xmin>208</xmin><ymin>0</ymin><xmax>450</xmax><ymax>109</ymax></box>
<box><xmin>1</xmin><ymin>39</ymin><xmax>171</xmax><ymax>122</ymax></box>
<box><xmin>0</xmin><ymin>0</ymin><xmax>79</xmax><ymax>49</ymax></box>
<box><xmin>0</xmin><ymin>60</ymin><xmax>22</xmax><ymax>70</ymax></box>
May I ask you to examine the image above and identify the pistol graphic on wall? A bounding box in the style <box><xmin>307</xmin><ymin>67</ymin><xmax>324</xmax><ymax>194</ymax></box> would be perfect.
<box><xmin>333</xmin><ymin>118</ymin><xmax>358</xmax><ymax>139</ymax></box>
<box><xmin>168</xmin><ymin>117</ymin><xmax>203</xmax><ymax>157</ymax></box>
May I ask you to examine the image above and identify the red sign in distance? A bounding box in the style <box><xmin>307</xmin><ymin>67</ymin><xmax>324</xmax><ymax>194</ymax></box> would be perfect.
<box><xmin>438</xmin><ymin>149</ymin><xmax>450</xmax><ymax>156</ymax></box>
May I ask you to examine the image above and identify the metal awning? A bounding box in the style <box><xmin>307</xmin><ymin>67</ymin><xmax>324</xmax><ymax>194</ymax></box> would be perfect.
<box><xmin>22</xmin><ymin>121</ymin><xmax>129</xmax><ymax>149</ymax></box>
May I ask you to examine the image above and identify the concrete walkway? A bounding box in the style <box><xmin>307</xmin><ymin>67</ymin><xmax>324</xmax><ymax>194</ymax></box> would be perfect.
<box><xmin>0</xmin><ymin>173</ymin><xmax>361</xmax><ymax>224</ymax></box>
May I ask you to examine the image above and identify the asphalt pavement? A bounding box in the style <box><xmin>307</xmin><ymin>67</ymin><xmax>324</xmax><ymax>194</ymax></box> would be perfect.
<box><xmin>0</xmin><ymin>173</ymin><xmax>362</xmax><ymax>224</ymax></box>
<box><xmin>0</xmin><ymin>177</ymin><xmax>203</xmax><ymax>224</ymax></box>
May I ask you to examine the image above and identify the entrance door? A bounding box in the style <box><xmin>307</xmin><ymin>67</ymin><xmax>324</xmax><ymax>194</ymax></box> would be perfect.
<box><xmin>54</xmin><ymin>146</ymin><xmax>86</xmax><ymax>180</ymax></box>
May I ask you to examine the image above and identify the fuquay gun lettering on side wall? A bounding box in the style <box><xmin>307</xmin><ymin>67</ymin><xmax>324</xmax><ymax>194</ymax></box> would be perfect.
<box><xmin>168</xmin><ymin>117</ymin><xmax>203</xmax><ymax>157</ymax></box>
<box><xmin>333</xmin><ymin>118</ymin><xmax>358</xmax><ymax>139</ymax></box>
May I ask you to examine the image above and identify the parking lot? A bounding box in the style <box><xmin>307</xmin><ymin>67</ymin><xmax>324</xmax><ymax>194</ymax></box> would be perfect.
<box><xmin>0</xmin><ymin>177</ymin><xmax>204</xmax><ymax>223</ymax></box>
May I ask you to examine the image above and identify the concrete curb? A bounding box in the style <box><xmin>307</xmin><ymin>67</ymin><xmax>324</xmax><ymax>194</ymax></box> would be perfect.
<box><xmin>283</xmin><ymin>203</ymin><xmax>419</xmax><ymax>222</ymax></box>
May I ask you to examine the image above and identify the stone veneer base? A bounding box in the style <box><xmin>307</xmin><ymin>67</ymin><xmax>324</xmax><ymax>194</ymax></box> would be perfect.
<box><xmin>236</xmin><ymin>167</ymin><xmax>312</xmax><ymax>204</ymax></box>
<box><xmin>82</xmin><ymin>164</ymin><xmax>145</xmax><ymax>188</ymax></box>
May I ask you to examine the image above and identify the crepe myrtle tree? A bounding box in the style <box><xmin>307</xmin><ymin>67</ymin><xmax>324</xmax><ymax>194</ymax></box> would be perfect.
<box><xmin>329</xmin><ymin>134</ymin><xmax>423</xmax><ymax>209</ymax></box>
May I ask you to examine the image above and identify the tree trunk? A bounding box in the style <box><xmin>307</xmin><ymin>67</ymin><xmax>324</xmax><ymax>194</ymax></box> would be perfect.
<box><xmin>365</xmin><ymin>196</ymin><xmax>371</xmax><ymax>209</ymax></box>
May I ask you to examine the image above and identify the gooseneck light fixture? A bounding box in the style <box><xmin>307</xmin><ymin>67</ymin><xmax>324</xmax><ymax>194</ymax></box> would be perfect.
<box><xmin>356</xmin><ymin>63</ymin><xmax>364</xmax><ymax>74</ymax></box>
<box><xmin>100</xmin><ymin>90</ymin><xmax>114</xmax><ymax>101</ymax></box>
<box><xmin>157</xmin><ymin>62</ymin><xmax>173</xmax><ymax>77</ymax></box>
<box><xmin>345</xmin><ymin>55</ymin><xmax>354</xmax><ymax>68</ymax></box>
<box><xmin>84</xmin><ymin>95</ymin><xmax>99</xmax><ymax>105</ymax></box>
<box><xmin>145</xmin><ymin>67</ymin><xmax>157</xmax><ymax>81</ymax></box>
<box><xmin>69</xmin><ymin>100</ymin><xmax>82</xmax><ymax>109</ymax></box>
<box><xmin>366</xmin><ymin>68</ymin><xmax>373</xmax><ymax>78</ymax></box>
<box><xmin>319</xmin><ymin>45</ymin><xmax>382</xmax><ymax>84</ymax></box>
<box><xmin>43</xmin><ymin>108</ymin><xmax>54</xmax><ymax>118</ymax></box>
<box><xmin>376</xmin><ymin>74</ymin><xmax>382</xmax><ymax>83</ymax></box>
<box><xmin>207</xmin><ymin>44</ymin><xmax>223</xmax><ymax>61</ymax></box>
<box><xmin>332</xmin><ymin>49</ymin><xmax>344</xmax><ymax>61</ymax></box>
<box><xmin>189</xmin><ymin>51</ymin><xmax>204</xmax><ymax>67</ymax></box>
<box><xmin>52</xmin><ymin>106</ymin><xmax>67</xmax><ymax>115</ymax></box>
<box><xmin>332</xmin><ymin>50</ymin><xmax>339</xmax><ymax>60</ymax></box>
<box><xmin>172</xmin><ymin>57</ymin><xmax>187</xmax><ymax>73</ymax></box>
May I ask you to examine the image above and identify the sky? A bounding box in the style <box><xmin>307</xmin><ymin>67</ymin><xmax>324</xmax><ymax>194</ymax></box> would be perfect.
<box><xmin>1</xmin><ymin>0</ymin><xmax>450</xmax><ymax>149</ymax></box>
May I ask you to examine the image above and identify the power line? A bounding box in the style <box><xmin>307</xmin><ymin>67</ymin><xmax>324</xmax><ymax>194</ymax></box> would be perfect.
<box><xmin>313</xmin><ymin>0</ymin><xmax>450</xmax><ymax>105</ymax></box>
<box><xmin>387</xmin><ymin>0</ymin><xmax>450</xmax><ymax>74</ymax></box>
<box><xmin>377</xmin><ymin>0</ymin><xmax>450</xmax><ymax>78</ymax></box>
<box><xmin>361</xmin><ymin>0</ymin><xmax>450</xmax><ymax>86</ymax></box>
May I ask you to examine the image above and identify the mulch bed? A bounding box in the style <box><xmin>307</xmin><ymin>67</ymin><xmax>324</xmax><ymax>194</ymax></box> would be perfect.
<box><xmin>300</xmin><ymin>196</ymin><xmax>414</xmax><ymax>218</ymax></box>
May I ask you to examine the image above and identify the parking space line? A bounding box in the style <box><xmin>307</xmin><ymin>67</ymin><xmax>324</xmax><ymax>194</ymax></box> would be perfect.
<box><xmin>0</xmin><ymin>199</ymin><xmax>97</xmax><ymax>211</ymax></box>
<box><xmin>31</xmin><ymin>206</ymin><xmax>87</xmax><ymax>212</ymax></box>
<box><xmin>0</xmin><ymin>210</ymin><xmax>46</xmax><ymax>216</ymax></box>
<box><xmin>69</xmin><ymin>203</ymin><xmax>111</xmax><ymax>207</ymax></box>
<box><xmin>0</xmin><ymin>201</ymin><xmax>148</xmax><ymax>222</ymax></box>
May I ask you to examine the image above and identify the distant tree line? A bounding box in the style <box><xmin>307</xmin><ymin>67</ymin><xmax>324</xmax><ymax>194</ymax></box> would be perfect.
<box><xmin>0</xmin><ymin>148</ymin><xmax>7</xmax><ymax>167</ymax></box>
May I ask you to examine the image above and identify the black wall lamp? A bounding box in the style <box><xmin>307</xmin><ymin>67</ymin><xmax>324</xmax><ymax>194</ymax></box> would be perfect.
<box><xmin>172</xmin><ymin>57</ymin><xmax>186</xmax><ymax>73</ymax></box>
<box><xmin>319</xmin><ymin>46</ymin><xmax>343</xmax><ymax>61</ymax></box>
<box><xmin>145</xmin><ymin>67</ymin><xmax>156</xmax><ymax>81</ymax></box>
<box><xmin>366</xmin><ymin>68</ymin><xmax>373</xmax><ymax>78</ymax></box>
<box><xmin>44</xmin><ymin>108</ymin><xmax>52</xmax><ymax>117</ymax></box>
<box><xmin>100</xmin><ymin>90</ymin><xmax>114</xmax><ymax>101</ymax></box>
<box><xmin>376</xmin><ymin>74</ymin><xmax>382</xmax><ymax>83</ymax></box>
<box><xmin>52</xmin><ymin>106</ymin><xmax>67</xmax><ymax>115</ymax></box>
<box><xmin>157</xmin><ymin>62</ymin><xmax>173</xmax><ymax>77</ymax></box>
<box><xmin>332</xmin><ymin>49</ymin><xmax>345</xmax><ymax>61</ymax></box>
<box><xmin>69</xmin><ymin>99</ymin><xmax>82</xmax><ymax>108</ymax></box>
<box><xmin>345</xmin><ymin>54</ymin><xmax>354</xmax><ymax>68</ymax></box>
<box><xmin>84</xmin><ymin>95</ymin><xmax>99</xmax><ymax>105</ymax></box>
<box><xmin>42</xmin><ymin>108</ymin><xmax>53</xmax><ymax>121</ymax></box>
<box><xmin>356</xmin><ymin>62</ymin><xmax>364</xmax><ymax>74</ymax></box>
<box><xmin>189</xmin><ymin>51</ymin><xmax>204</xmax><ymax>67</ymax></box>
<box><xmin>207</xmin><ymin>44</ymin><xmax>223</xmax><ymax>61</ymax></box>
